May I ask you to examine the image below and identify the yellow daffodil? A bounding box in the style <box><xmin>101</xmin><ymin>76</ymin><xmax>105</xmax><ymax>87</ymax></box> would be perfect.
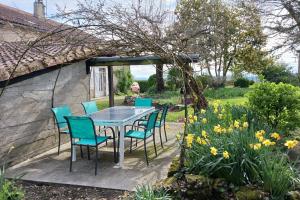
<box><xmin>222</xmin><ymin>128</ymin><xmax>227</xmax><ymax>134</ymax></box>
<box><xmin>193</xmin><ymin>115</ymin><xmax>198</xmax><ymax>121</ymax></box>
<box><xmin>253</xmin><ymin>143</ymin><xmax>262</xmax><ymax>150</ymax></box>
<box><xmin>262</xmin><ymin>139</ymin><xmax>272</xmax><ymax>146</ymax></box>
<box><xmin>221</xmin><ymin>108</ymin><xmax>226</xmax><ymax>113</ymax></box>
<box><xmin>223</xmin><ymin>151</ymin><xmax>230</xmax><ymax>159</ymax></box>
<box><xmin>284</xmin><ymin>140</ymin><xmax>298</xmax><ymax>149</ymax></box>
<box><xmin>201</xmin><ymin>130</ymin><xmax>208</xmax><ymax>138</ymax></box>
<box><xmin>214</xmin><ymin>108</ymin><xmax>219</xmax><ymax>114</ymax></box>
<box><xmin>227</xmin><ymin>127</ymin><xmax>233</xmax><ymax>133</ymax></box>
<box><xmin>189</xmin><ymin>119</ymin><xmax>194</xmax><ymax>124</ymax></box>
<box><xmin>270</xmin><ymin>141</ymin><xmax>276</xmax><ymax>146</ymax></box>
<box><xmin>210</xmin><ymin>147</ymin><xmax>218</xmax><ymax>156</ymax></box>
<box><xmin>185</xmin><ymin>134</ymin><xmax>194</xmax><ymax>148</ymax></box>
<box><xmin>218</xmin><ymin>114</ymin><xmax>223</xmax><ymax>119</ymax></box>
<box><xmin>258</xmin><ymin>136</ymin><xmax>264</xmax><ymax>142</ymax></box>
<box><xmin>249</xmin><ymin>144</ymin><xmax>254</xmax><ymax>148</ymax></box>
<box><xmin>242</xmin><ymin>122</ymin><xmax>249</xmax><ymax>128</ymax></box>
<box><xmin>271</xmin><ymin>132</ymin><xmax>280</xmax><ymax>141</ymax></box>
<box><xmin>176</xmin><ymin>133</ymin><xmax>181</xmax><ymax>141</ymax></box>
<box><xmin>255</xmin><ymin>130</ymin><xmax>265</xmax><ymax>139</ymax></box>
<box><xmin>197</xmin><ymin>137</ymin><xmax>207</xmax><ymax>145</ymax></box>
<box><xmin>202</xmin><ymin>118</ymin><xmax>207</xmax><ymax>124</ymax></box>
<box><xmin>200</xmin><ymin>109</ymin><xmax>206</xmax><ymax>114</ymax></box>
<box><xmin>214</xmin><ymin>124</ymin><xmax>222</xmax><ymax>134</ymax></box>
<box><xmin>233</xmin><ymin>120</ymin><xmax>240</xmax><ymax>128</ymax></box>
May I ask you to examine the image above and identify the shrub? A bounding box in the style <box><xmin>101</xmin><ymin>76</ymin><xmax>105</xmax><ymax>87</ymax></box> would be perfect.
<box><xmin>136</xmin><ymin>80</ymin><xmax>148</xmax><ymax>93</ymax></box>
<box><xmin>248</xmin><ymin>82</ymin><xmax>300</xmax><ymax>132</ymax></box>
<box><xmin>166</xmin><ymin>68</ymin><xmax>182</xmax><ymax>90</ymax></box>
<box><xmin>182</xmin><ymin>102</ymin><xmax>299</xmax><ymax>198</ymax></box>
<box><xmin>147</xmin><ymin>74</ymin><xmax>156</xmax><ymax>88</ymax></box>
<box><xmin>115</xmin><ymin>70</ymin><xmax>133</xmax><ymax>94</ymax></box>
<box><xmin>194</xmin><ymin>75</ymin><xmax>213</xmax><ymax>89</ymax></box>
<box><xmin>262</xmin><ymin>64</ymin><xmax>300</xmax><ymax>86</ymax></box>
<box><xmin>234</xmin><ymin>77</ymin><xmax>251</xmax><ymax>88</ymax></box>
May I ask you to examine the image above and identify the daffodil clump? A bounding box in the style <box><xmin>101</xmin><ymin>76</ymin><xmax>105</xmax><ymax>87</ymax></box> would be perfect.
<box><xmin>184</xmin><ymin>102</ymin><xmax>299</xmax><ymax>189</ymax></box>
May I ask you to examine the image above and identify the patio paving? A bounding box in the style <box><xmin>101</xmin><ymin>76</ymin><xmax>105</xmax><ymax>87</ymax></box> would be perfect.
<box><xmin>6</xmin><ymin>123</ymin><xmax>183</xmax><ymax>191</ymax></box>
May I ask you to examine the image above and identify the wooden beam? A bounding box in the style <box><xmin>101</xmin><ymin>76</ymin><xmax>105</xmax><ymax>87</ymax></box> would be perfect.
<box><xmin>108</xmin><ymin>66</ymin><xmax>114</xmax><ymax>107</ymax></box>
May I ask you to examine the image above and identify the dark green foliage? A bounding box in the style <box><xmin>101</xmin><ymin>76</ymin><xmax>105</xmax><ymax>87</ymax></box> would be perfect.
<box><xmin>248</xmin><ymin>82</ymin><xmax>300</xmax><ymax>131</ymax></box>
<box><xmin>262</xmin><ymin>64</ymin><xmax>300</xmax><ymax>86</ymax></box>
<box><xmin>136</xmin><ymin>80</ymin><xmax>148</xmax><ymax>93</ymax></box>
<box><xmin>194</xmin><ymin>75</ymin><xmax>213</xmax><ymax>89</ymax></box>
<box><xmin>234</xmin><ymin>77</ymin><xmax>252</xmax><ymax>88</ymax></box>
<box><xmin>147</xmin><ymin>74</ymin><xmax>156</xmax><ymax>88</ymax></box>
<box><xmin>204</xmin><ymin>87</ymin><xmax>250</xmax><ymax>99</ymax></box>
<box><xmin>166</xmin><ymin>68</ymin><xmax>182</xmax><ymax>90</ymax></box>
<box><xmin>0</xmin><ymin>166</ymin><xmax>24</xmax><ymax>200</ymax></box>
<box><xmin>133</xmin><ymin>185</ymin><xmax>171</xmax><ymax>200</ymax></box>
<box><xmin>115</xmin><ymin>70</ymin><xmax>133</xmax><ymax>94</ymax></box>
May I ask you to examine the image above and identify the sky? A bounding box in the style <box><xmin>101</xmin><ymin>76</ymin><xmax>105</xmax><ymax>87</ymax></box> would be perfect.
<box><xmin>0</xmin><ymin>0</ymin><xmax>298</xmax><ymax>80</ymax></box>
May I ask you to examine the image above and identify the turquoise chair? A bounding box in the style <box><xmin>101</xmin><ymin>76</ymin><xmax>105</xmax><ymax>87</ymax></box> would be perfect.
<box><xmin>51</xmin><ymin>106</ymin><xmax>73</xmax><ymax>155</ymax></box>
<box><xmin>81</xmin><ymin>101</ymin><xmax>98</xmax><ymax>115</ymax></box>
<box><xmin>64</xmin><ymin>116</ymin><xmax>117</xmax><ymax>175</ymax></box>
<box><xmin>81</xmin><ymin>101</ymin><xmax>110</xmax><ymax>146</ymax></box>
<box><xmin>125</xmin><ymin>110</ymin><xmax>159</xmax><ymax>166</ymax></box>
<box><xmin>139</xmin><ymin>105</ymin><xmax>169</xmax><ymax>148</ymax></box>
<box><xmin>135</xmin><ymin>98</ymin><xmax>153</xmax><ymax>107</ymax></box>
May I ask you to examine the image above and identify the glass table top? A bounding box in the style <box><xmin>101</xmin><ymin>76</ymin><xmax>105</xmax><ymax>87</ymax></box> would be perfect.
<box><xmin>89</xmin><ymin>106</ymin><xmax>155</xmax><ymax>123</ymax></box>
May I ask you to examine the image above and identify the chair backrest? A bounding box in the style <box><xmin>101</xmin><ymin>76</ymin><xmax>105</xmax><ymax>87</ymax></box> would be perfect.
<box><xmin>145</xmin><ymin>110</ymin><xmax>159</xmax><ymax>134</ymax></box>
<box><xmin>159</xmin><ymin>105</ymin><xmax>169</xmax><ymax>124</ymax></box>
<box><xmin>51</xmin><ymin>106</ymin><xmax>72</xmax><ymax>129</ymax></box>
<box><xmin>82</xmin><ymin>101</ymin><xmax>98</xmax><ymax>115</ymax></box>
<box><xmin>64</xmin><ymin>116</ymin><xmax>96</xmax><ymax>140</ymax></box>
<box><xmin>135</xmin><ymin>98</ymin><xmax>152</xmax><ymax>107</ymax></box>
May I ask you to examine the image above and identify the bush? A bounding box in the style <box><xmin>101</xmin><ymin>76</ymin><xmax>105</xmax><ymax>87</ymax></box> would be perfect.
<box><xmin>262</xmin><ymin>64</ymin><xmax>300</xmax><ymax>86</ymax></box>
<box><xmin>166</xmin><ymin>68</ymin><xmax>182</xmax><ymax>90</ymax></box>
<box><xmin>248</xmin><ymin>82</ymin><xmax>300</xmax><ymax>132</ymax></box>
<box><xmin>136</xmin><ymin>80</ymin><xmax>148</xmax><ymax>93</ymax></box>
<box><xmin>194</xmin><ymin>75</ymin><xmax>213</xmax><ymax>89</ymax></box>
<box><xmin>234</xmin><ymin>77</ymin><xmax>251</xmax><ymax>88</ymax></box>
<box><xmin>115</xmin><ymin>70</ymin><xmax>133</xmax><ymax>94</ymax></box>
<box><xmin>183</xmin><ymin>102</ymin><xmax>299</xmax><ymax>198</ymax></box>
<box><xmin>147</xmin><ymin>74</ymin><xmax>156</xmax><ymax>88</ymax></box>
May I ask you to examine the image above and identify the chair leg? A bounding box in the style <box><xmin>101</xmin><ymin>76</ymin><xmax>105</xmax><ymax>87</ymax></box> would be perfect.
<box><xmin>159</xmin><ymin>127</ymin><xmax>163</xmax><ymax>148</ymax></box>
<box><xmin>58</xmin><ymin>133</ymin><xmax>61</xmax><ymax>155</ymax></box>
<box><xmin>95</xmin><ymin>145</ymin><xmax>98</xmax><ymax>176</ymax></box>
<box><xmin>164</xmin><ymin>123</ymin><xmax>168</xmax><ymax>142</ymax></box>
<box><xmin>153</xmin><ymin>134</ymin><xmax>157</xmax><ymax>157</ymax></box>
<box><xmin>144</xmin><ymin>139</ymin><xmax>149</xmax><ymax>166</ymax></box>
<box><xmin>104</xmin><ymin>127</ymin><xmax>108</xmax><ymax>146</ymax></box>
<box><xmin>87</xmin><ymin>146</ymin><xmax>90</xmax><ymax>160</ymax></box>
<box><xmin>136</xmin><ymin>139</ymin><xmax>138</xmax><ymax>147</ymax></box>
<box><xmin>80</xmin><ymin>145</ymin><xmax>83</xmax><ymax>158</ymax></box>
<box><xmin>130</xmin><ymin>138</ymin><xmax>133</xmax><ymax>153</ymax></box>
<box><xmin>70</xmin><ymin>144</ymin><xmax>73</xmax><ymax>172</ymax></box>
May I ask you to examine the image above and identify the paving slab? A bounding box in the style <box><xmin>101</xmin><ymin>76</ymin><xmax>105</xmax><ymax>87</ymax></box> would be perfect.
<box><xmin>6</xmin><ymin>123</ymin><xmax>183</xmax><ymax>191</ymax></box>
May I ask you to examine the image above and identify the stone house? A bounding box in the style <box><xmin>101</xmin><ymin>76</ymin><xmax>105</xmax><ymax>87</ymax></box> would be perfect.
<box><xmin>0</xmin><ymin>1</ymin><xmax>127</xmax><ymax>165</ymax></box>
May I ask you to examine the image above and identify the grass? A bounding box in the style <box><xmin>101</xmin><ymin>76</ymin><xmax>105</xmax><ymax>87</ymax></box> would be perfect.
<box><xmin>96</xmin><ymin>87</ymin><xmax>248</xmax><ymax>122</ymax></box>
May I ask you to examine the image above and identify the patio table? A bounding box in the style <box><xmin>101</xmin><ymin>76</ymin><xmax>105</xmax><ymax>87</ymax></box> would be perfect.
<box><xmin>72</xmin><ymin>106</ymin><xmax>155</xmax><ymax>168</ymax></box>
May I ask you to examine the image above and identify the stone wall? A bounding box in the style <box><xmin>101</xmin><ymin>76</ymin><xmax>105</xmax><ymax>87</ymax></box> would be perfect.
<box><xmin>0</xmin><ymin>61</ymin><xmax>89</xmax><ymax>165</ymax></box>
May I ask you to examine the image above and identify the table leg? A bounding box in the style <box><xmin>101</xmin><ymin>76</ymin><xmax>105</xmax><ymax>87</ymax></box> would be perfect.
<box><xmin>114</xmin><ymin>125</ymin><xmax>124</xmax><ymax>168</ymax></box>
<box><xmin>72</xmin><ymin>139</ymin><xmax>76</xmax><ymax>162</ymax></box>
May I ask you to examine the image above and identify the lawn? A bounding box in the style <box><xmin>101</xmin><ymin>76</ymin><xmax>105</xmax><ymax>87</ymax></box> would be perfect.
<box><xmin>96</xmin><ymin>87</ymin><xmax>248</xmax><ymax>122</ymax></box>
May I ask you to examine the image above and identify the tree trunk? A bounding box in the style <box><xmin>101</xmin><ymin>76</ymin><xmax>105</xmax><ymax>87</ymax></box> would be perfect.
<box><xmin>156</xmin><ymin>64</ymin><xmax>164</xmax><ymax>92</ymax></box>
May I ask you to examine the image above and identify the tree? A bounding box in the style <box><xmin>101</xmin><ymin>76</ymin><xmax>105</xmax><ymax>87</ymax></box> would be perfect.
<box><xmin>176</xmin><ymin>0</ymin><xmax>268</xmax><ymax>87</ymax></box>
<box><xmin>255</xmin><ymin>0</ymin><xmax>300</xmax><ymax>50</ymax></box>
<box><xmin>156</xmin><ymin>64</ymin><xmax>165</xmax><ymax>92</ymax></box>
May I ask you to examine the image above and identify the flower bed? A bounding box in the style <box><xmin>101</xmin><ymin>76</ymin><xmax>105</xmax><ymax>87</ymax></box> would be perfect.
<box><xmin>178</xmin><ymin>101</ymin><xmax>299</xmax><ymax>199</ymax></box>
